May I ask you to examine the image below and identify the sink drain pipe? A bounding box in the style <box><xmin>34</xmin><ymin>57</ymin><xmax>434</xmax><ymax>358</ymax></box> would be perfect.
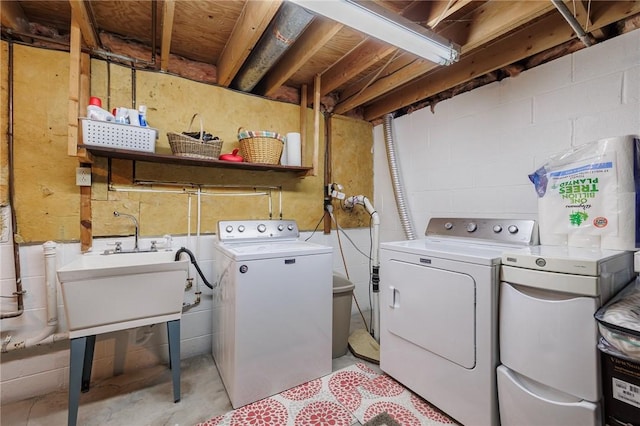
<box><xmin>383</xmin><ymin>113</ymin><xmax>417</xmax><ymax>240</ymax></box>
<box><xmin>2</xmin><ymin>242</ymin><xmax>68</xmax><ymax>352</ymax></box>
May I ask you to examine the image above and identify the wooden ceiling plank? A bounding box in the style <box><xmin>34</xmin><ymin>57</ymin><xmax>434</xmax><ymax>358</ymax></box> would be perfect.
<box><xmin>421</xmin><ymin>0</ymin><xmax>476</xmax><ymax>28</ymax></box>
<box><xmin>217</xmin><ymin>0</ymin><xmax>282</xmax><ymax>87</ymax></box>
<box><xmin>261</xmin><ymin>19</ymin><xmax>343</xmax><ymax>97</ymax></box>
<box><xmin>335</xmin><ymin>0</ymin><xmax>555</xmax><ymax>115</ymax></box>
<box><xmin>363</xmin><ymin>0</ymin><xmax>640</xmax><ymax>121</ymax></box>
<box><xmin>160</xmin><ymin>0</ymin><xmax>176</xmax><ymax>71</ymax></box>
<box><xmin>0</xmin><ymin>0</ymin><xmax>32</xmax><ymax>42</ymax></box>
<box><xmin>68</xmin><ymin>0</ymin><xmax>100</xmax><ymax>49</ymax></box>
<box><xmin>337</xmin><ymin>52</ymin><xmax>416</xmax><ymax>103</ymax></box>
<box><xmin>317</xmin><ymin>39</ymin><xmax>398</xmax><ymax>97</ymax></box>
<box><xmin>443</xmin><ymin>0</ymin><xmax>556</xmax><ymax>52</ymax></box>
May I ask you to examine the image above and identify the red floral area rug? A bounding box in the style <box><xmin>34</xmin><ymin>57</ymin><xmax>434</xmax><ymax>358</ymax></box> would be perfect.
<box><xmin>196</xmin><ymin>363</ymin><xmax>457</xmax><ymax>426</ymax></box>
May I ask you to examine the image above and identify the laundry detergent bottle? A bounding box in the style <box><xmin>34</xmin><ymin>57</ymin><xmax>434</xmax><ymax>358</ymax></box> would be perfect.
<box><xmin>86</xmin><ymin>96</ymin><xmax>115</xmax><ymax>122</ymax></box>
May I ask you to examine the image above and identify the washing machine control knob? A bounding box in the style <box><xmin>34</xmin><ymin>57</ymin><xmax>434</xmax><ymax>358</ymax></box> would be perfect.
<box><xmin>225</xmin><ymin>225</ymin><xmax>233</xmax><ymax>233</ymax></box>
<box><xmin>493</xmin><ymin>225</ymin><xmax>503</xmax><ymax>233</ymax></box>
<box><xmin>238</xmin><ymin>225</ymin><xmax>245</xmax><ymax>232</ymax></box>
<box><xmin>257</xmin><ymin>224</ymin><xmax>267</xmax><ymax>233</ymax></box>
<box><xmin>277</xmin><ymin>224</ymin><xmax>284</xmax><ymax>231</ymax></box>
<box><xmin>508</xmin><ymin>225</ymin><xmax>519</xmax><ymax>234</ymax></box>
<box><xmin>467</xmin><ymin>222</ymin><xmax>477</xmax><ymax>232</ymax></box>
<box><xmin>444</xmin><ymin>222</ymin><xmax>453</xmax><ymax>230</ymax></box>
<box><xmin>287</xmin><ymin>224</ymin><xmax>294</xmax><ymax>231</ymax></box>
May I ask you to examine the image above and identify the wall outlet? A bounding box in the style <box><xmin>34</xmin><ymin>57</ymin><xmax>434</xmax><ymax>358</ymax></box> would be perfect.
<box><xmin>76</xmin><ymin>167</ymin><xmax>92</xmax><ymax>186</ymax></box>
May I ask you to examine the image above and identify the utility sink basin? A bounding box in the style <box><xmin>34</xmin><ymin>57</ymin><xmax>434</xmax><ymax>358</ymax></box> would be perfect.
<box><xmin>57</xmin><ymin>250</ymin><xmax>189</xmax><ymax>338</ymax></box>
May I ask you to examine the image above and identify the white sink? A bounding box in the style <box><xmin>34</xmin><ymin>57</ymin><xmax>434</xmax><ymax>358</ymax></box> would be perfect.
<box><xmin>57</xmin><ymin>250</ymin><xmax>189</xmax><ymax>338</ymax></box>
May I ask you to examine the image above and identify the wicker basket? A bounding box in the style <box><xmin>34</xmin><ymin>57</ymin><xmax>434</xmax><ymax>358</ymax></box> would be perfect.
<box><xmin>237</xmin><ymin>128</ymin><xmax>284</xmax><ymax>164</ymax></box>
<box><xmin>167</xmin><ymin>114</ymin><xmax>223</xmax><ymax>159</ymax></box>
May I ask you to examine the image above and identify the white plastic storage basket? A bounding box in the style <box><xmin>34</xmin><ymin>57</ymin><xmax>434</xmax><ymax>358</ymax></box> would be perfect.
<box><xmin>81</xmin><ymin>118</ymin><xmax>157</xmax><ymax>153</ymax></box>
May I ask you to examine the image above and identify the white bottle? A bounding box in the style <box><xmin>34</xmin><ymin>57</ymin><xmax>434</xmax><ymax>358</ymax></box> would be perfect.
<box><xmin>138</xmin><ymin>105</ymin><xmax>148</xmax><ymax>127</ymax></box>
<box><xmin>127</xmin><ymin>109</ymin><xmax>140</xmax><ymax>126</ymax></box>
<box><xmin>86</xmin><ymin>96</ymin><xmax>115</xmax><ymax>122</ymax></box>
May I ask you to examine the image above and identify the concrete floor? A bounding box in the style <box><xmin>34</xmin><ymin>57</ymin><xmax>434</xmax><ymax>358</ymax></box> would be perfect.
<box><xmin>1</xmin><ymin>311</ymin><xmax>380</xmax><ymax>426</ymax></box>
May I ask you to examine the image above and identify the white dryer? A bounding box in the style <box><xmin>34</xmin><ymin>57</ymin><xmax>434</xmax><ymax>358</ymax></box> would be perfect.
<box><xmin>498</xmin><ymin>245</ymin><xmax>635</xmax><ymax>426</ymax></box>
<box><xmin>212</xmin><ymin>220</ymin><xmax>333</xmax><ymax>408</ymax></box>
<box><xmin>379</xmin><ymin>218</ymin><xmax>538</xmax><ymax>426</ymax></box>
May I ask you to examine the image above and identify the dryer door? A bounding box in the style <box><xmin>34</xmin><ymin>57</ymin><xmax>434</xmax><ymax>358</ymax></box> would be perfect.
<box><xmin>383</xmin><ymin>259</ymin><xmax>476</xmax><ymax>368</ymax></box>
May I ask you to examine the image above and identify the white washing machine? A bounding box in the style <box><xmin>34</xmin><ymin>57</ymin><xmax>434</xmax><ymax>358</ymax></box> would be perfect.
<box><xmin>379</xmin><ymin>218</ymin><xmax>538</xmax><ymax>426</ymax></box>
<box><xmin>498</xmin><ymin>245</ymin><xmax>635</xmax><ymax>426</ymax></box>
<box><xmin>212</xmin><ymin>219</ymin><xmax>333</xmax><ymax>408</ymax></box>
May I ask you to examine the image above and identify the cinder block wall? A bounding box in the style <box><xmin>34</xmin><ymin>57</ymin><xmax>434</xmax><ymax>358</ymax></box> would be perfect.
<box><xmin>375</xmin><ymin>29</ymin><xmax>640</xmax><ymax>243</ymax></box>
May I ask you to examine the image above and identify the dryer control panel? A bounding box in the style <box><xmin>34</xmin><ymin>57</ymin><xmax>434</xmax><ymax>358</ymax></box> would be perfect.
<box><xmin>217</xmin><ymin>220</ymin><xmax>299</xmax><ymax>242</ymax></box>
<box><xmin>426</xmin><ymin>217</ymin><xmax>538</xmax><ymax>246</ymax></box>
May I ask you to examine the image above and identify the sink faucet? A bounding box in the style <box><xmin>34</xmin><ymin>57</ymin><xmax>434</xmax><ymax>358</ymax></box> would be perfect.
<box><xmin>113</xmin><ymin>211</ymin><xmax>139</xmax><ymax>251</ymax></box>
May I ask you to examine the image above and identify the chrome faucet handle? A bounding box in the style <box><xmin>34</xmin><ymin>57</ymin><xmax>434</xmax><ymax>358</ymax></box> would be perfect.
<box><xmin>115</xmin><ymin>241</ymin><xmax>122</xmax><ymax>252</ymax></box>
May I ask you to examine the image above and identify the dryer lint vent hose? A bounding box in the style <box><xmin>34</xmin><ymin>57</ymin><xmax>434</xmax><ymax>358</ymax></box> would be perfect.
<box><xmin>383</xmin><ymin>113</ymin><xmax>417</xmax><ymax>240</ymax></box>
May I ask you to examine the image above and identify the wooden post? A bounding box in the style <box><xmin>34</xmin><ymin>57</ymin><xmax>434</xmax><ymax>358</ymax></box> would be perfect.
<box><xmin>311</xmin><ymin>74</ymin><xmax>321</xmax><ymax>177</ymax></box>
<box><xmin>68</xmin><ymin>13</ymin><xmax>81</xmax><ymax>157</ymax></box>
<box><xmin>69</xmin><ymin>7</ymin><xmax>93</xmax><ymax>251</ymax></box>
<box><xmin>299</xmin><ymin>83</ymin><xmax>307</xmax><ymax>165</ymax></box>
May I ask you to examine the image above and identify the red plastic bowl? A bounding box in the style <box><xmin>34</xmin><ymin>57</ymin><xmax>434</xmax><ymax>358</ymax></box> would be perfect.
<box><xmin>219</xmin><ymin>149</ymin><xmax>244</xmax><ymax>162</ymax></box>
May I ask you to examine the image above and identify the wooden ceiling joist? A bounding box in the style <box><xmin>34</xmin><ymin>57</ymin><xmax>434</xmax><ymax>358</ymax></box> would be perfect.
<box><xmin>362</xmin><ymin>0</ymin><xmax>640</xmax><ymax>121</ymax></box>
<box><xmin>334</xmin><ymin>0</ymin><xmax>556</xmax><ymax>115</ymax></box>
<box><xmin>3</xmin><ymin>0</ymin><xmax>638</xmax><ymax>123</ymax></box>
<box><xmin>160</xmin><ymin>0</ymin><xmax>175</xmax><ymax>71</ymax></box>
<box><xmin>0</xmin><ymin>0</ymin><xmax>32</xmax><ymax>43</ymax></box>
<box><xmin>216</xmin><ymin>0</ymin><xmax>282</xmax><ymax>87</ymax></box>
<box><xmin>68</xmin><ymin>0</ymin><xmax>100</xmax><ymax>50</ymax></box>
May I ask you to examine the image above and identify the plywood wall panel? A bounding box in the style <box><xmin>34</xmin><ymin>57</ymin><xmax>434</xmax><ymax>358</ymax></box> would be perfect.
<box><xmin>12</xmin><ymin>45</ymin><xmax>79</xmax><ymax>242</ymax></box>
<box><xmin>329</xmin><ymin>115</ymin><xmax>374</xmax><ymax>227</ymax></box>
<box><xmin>10</xmin><ymin>45</ymin><xmax>372</xmax><ymax>243</ymax></box>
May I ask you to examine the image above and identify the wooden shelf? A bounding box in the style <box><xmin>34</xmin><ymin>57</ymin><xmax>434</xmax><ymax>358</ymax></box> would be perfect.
<box><xmin>79</xmin><ymin>145</ymin><xmax>312</xmax><ymax>176</ymax></box>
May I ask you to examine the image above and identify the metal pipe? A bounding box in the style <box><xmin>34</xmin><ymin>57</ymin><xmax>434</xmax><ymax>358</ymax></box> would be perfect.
<box><xmin>344</xmin><ymin>195</ymin><xmax>381</xmax><ymax>340</ymax></box>
<box><xmin>1</xmin><ymin>41</ymin><xmax>25</xmax><ymax>320</ymax></box>
<box><xmin>3</xmin><ymin>29</ymin><xmax>156</xmax><ymax>66</ymax></box>
<box><xmin>382</xmin><ymin>114</ymin><xmax>417</xmax><ymax>240</ymax></box>
<box><xmin>551</xmin><ymin>0</ymin><xmax>593</xmax><ymax>47</ymax></box>
<box><xmin>151</xmin><ymin>0</ymin><xmax>157</xmax><ymax>66</ymax></box>
<box><xmin>131</xmin><ymin>67</ymin><xmax>137</xmax><ymax>109</ymax></box>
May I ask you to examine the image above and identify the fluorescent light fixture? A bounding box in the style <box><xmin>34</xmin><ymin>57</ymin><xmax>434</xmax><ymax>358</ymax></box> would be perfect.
<box><xmin>287</xmin><ymin>0</ymin><xmax>460</xmax><ymax>65</ymax></box>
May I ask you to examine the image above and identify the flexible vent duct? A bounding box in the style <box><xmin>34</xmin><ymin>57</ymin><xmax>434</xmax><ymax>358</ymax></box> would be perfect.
<box><xmin>232</xmin><ymin>2</ymin><xmax>314</xmax><ymax>92</ymax></box>
<box><xmin>383</xmin><ymin>113</ymin><xmax>417</xmax><ymax>240</ymax></box>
